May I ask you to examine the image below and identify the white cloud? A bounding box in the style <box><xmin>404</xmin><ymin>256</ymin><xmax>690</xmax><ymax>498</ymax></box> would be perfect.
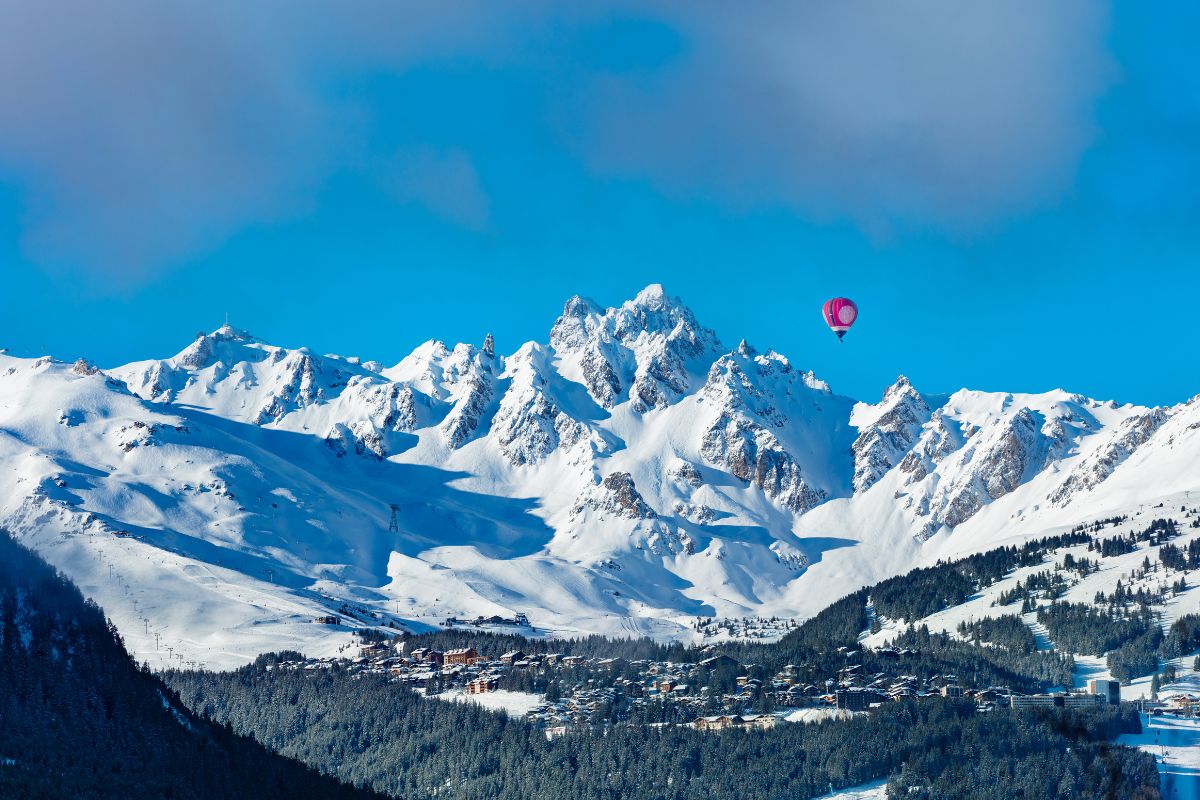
<box><xmin>388</xmin><ymin>148</ymin><xmax>491</xmax><ymax>231</ymax></box>
<box><xmin>0</xmin><ymin>1</ymin><xmax>1115</xmax><ymax>284</ymax></box>
<box><xmin>583</xmin><ymin>0</ymin><xmax>1115</xmax><ymax>233</ymax></box>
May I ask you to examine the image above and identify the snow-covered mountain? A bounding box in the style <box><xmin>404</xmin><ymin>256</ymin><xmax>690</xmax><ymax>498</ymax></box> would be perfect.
<box><xmin>3</xmin><ymin>284</ymin><xmax>1199</xmax><ymax>668</ymax></box>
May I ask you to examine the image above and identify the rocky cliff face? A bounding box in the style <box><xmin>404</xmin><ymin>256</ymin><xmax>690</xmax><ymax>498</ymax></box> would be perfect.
<box><xmin>491</xmin><ymin>344</ymin><xmax>595</xmax><ymax>466</ymax></box>
<box><xmin>898</xmin><ymin>410</ymin><xmax>963</xmax><ymax>485</ymax></box>
<box><xmin>438</xmin><ymin>344</ymin><xmax>496</xmax><ymax>450</ymax></box>
<box><xmin>698</xmin><ymin>346</ymin><xmax>847</xmax><ymax>513</ymax></box>
<box><xmin>852</xmin><ymin>376</ymin><xmax>931</xmax><ymax>493</ymax></box>
<box><xmin>925</xmin><ymin>408</ymin><xmax>1048</xmax><ymax>531</ymax></box>
<box><xmin>573</xmin><ymin>472</ymin><xmax>658</xmax><ymax>520</ymax></box>
<box><xmin>549</xmin><ymin>284</ymin><xmax>724</xmax><ymax>412</ymax></box>
<box><xmin>882</xmin><ymin>391</ymin><xmax>1137</xmax><ymax>539</ymax></box>
<box><xmin>1049</xmin><ymin>409</ymin><xmax>1168</xmax><ymax>507</ymax></box>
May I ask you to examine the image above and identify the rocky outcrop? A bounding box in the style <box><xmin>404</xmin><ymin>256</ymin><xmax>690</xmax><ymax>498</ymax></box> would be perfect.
<box><xmin>922</xmin><ymin>408</ymin><xmax>1047</xmax><ymax>532</ymax></box>
<box><xmin>115</xmin><ymin>419</ymin><xmax>187</xmax><ymax>453</ymax></box>
<box><xmin>176</xmin><ymin>324</ymin><xmax>255</xmax><ymax>369</ymax></box>
<box><xmin>602</xmin><ymin>472</ymin><xmax>656</xmax><ymax>519</ymax></box>
<box><xmin>1050</xmin><ymin>409</ymin><xmax>1168</xmax><ymax>506</ymax></box>
<box><xmin>577</xmin><ymin>345</ymin><xmax>625</xmax><ymax>408</ymax></box>
<box><xmin>438</xmin><ymin>344</ymin><xmax>496</xmax><ymax>449</ymax></box>
<box><xmin>549</xmin><ymin>285</ymin><xmax>723</xmax><ymax>411</ymax></box>
<box><xmin>365</xmin><ymin>383</ymin><xmax>427</xmax><ymax>434</ymax></box>
<box><xmin>491</xmin><ymin>344</ymin><xmax>594</xmax><ymax>466</ymax></box>
<box><xmin>702</xmin><ymin>414</ymin><xmax>826</xmax><ymax>512</ymax></box>
<box><xmin>573</xmin><ymin>472</ymin><xmax>657</xmax><ymax>520</ymax></box>
<box><xmin>71</xmin><ymin>358</ymin><xmax>101</xmax><ymax>376</ymax></box>
<box><xmin>672</xmin><ymin>501</ymin><xmax>718</xmax><ymax>524</ymax></box>
<box><xmin>668</xmin><ymin>460</ymin><xmax>704</xmax><ymax>488</ymax></box>
<box><xmin>697</xmin><ymin>349</ymin><xmax>837</xmax><ymax>513</ymax></box>
<box><xmin>252</xmin><ymin>350</ymin><xmax>347</xmax><ymax>424</ymax></box>
<box><xmin>852</xmin><ymin>376</ymin><xmax>930</xmax><ymax>493</ymax></box>
<box><xmin>493</xmin><ymin>391</ymin><xmax>589</xmax><ymax>466</ymax></box>
<box><xmin>899</xmin><ymin>411</ymin><xmax>963</xmax><ymax>484</ymax></box>
<box><xmin>325</xmin><ymin>420</ymin><xmax>388</xmax><ymax>459</ymax></box>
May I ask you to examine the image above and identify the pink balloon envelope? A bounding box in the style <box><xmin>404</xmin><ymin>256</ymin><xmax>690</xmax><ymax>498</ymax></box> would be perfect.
<box><xmin>822</xmin><ymin>297</ymin><xmax>858</xmax><ymax>341</ymax></box>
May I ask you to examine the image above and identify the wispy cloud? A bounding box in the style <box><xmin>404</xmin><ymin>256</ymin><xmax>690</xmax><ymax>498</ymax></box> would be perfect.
<box><xmin>583</xmin><ymin>1</ymin><xmax>1115</xmax><ymax>234</ymax></box>
<box><xmin>0</xmin><ymin>3</ymin><xmax>326</xmax><ymax>283</ymax></box>
<box><xmin>388</xmin><ymin>148</ymin><xmax>491</xmax><ymax>232</ymax></box>
<box><xmin>0</xmin><ymin>1</ymin><xmax>1115</xmax><ymax>284</ymax></box>
<box><xmin>0</xmin><ymin>2</ymin><xmax>511</xmax><ymax>284</ymax></box>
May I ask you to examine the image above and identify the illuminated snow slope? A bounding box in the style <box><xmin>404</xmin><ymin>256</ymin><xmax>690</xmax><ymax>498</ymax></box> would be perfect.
<box><xmin>1120</xmin><ymin>715</ymin><xmax>1200</xmax><ymax>799</ymax></box>
<box><xmin>3</xmin><ymin>284</ymin><xmax>1200</xmax><ymax>667</ymax></box>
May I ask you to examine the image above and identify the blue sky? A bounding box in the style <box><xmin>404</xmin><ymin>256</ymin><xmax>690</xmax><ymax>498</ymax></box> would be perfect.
<box><xmin>1</xmin><ymin>2</ymin><xmax>1197</xmax><ymax>406</ymax></box>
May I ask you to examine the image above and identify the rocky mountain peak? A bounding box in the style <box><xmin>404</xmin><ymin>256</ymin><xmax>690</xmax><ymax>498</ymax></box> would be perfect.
<box><xmin>883</xmin><ymin>375</ymin><xmax>916</xmax><ymax>400</ymax></box>
<box><xmin>852</xmin><ymin>376</ymin><xmax>932</xmax><ymax>493</ymax></box>
<box><xmin>438</xmin><ymin>343</ymin><xmax>498</xmax><ymax>449</ymax></box>
<box><xmin>572</xmin><ymin>472</ymin><xmax>657</xmax><ymax>520</ymax></box>
<box><xmin>175</xmin><ymin>325</ymin><xmax>257</xmax><ymax>369</ymax></box>
<box><xmin>625</xmin><ymin>283</ymin><xmax>685</xmax><ymax>317</ymax></box>
<box><xmin>213</xmin><ymin>322</ymin><xmax>253</xmax><ymax>339</ymax></box>
<box><xmin>703</xmin><ymin>348</ymin><xmax>822</xmax><ymax>421</ymax></box>
<box><xmin>633</xmin><ymin>282</ymin><xmax>667</xmax><ymax>304</ymax></box>
<box><xmin>71</xmin><ymin>358</ymin><xmax>101</xmax><ymax>376</ymax></box>
<box><xmin>611</xmin><ymin>285</ymin><xmax>716</xmax><ymax>347</ymax></box>
<box><xmin>563</xmin><ymin>293</ymin><xmax>603</xmax><ymax>319</ymax></box>
<box><xmin>698</xmin><ymin>346</ymin><xmax>853</xmax><ymax>513</ymax></box>
<box><xmin>548</xmin><ymin>286</ymin><xmax>723</xmax><ymax>412</ymax></box>
<box><xmin>549</xmin><ymin>296</ymin><xmax>604</xmax><ymax>353</ymax></box>
<box><xmin>490</xmin><ymin>342</ymin><xmax>597</xmax><ymax>466</ymax></box>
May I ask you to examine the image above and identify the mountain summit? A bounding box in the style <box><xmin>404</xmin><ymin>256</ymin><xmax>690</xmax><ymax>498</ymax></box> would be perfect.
<box><xmin>1</xmin><ymin>286</ymin><xmax>1196</xmax><ymax>667</ymax></box>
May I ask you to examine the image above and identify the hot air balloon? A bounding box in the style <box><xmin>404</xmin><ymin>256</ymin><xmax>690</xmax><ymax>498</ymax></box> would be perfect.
<box><xmin>822</xmin><ymin>297</ymin><xmax>858</xmax><ymax>342</ymax></box>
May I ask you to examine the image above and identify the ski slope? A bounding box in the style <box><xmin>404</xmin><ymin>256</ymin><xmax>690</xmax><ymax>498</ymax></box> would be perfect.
<box><xmin>1121</xmin><ymin>715</ymin><xmax>1200</xmax><ymax>800</ymax></box>
<box><xmin>814</xmin><ymin>781</ymin><xmax>887</xmax><ymax>800</ymax></box>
